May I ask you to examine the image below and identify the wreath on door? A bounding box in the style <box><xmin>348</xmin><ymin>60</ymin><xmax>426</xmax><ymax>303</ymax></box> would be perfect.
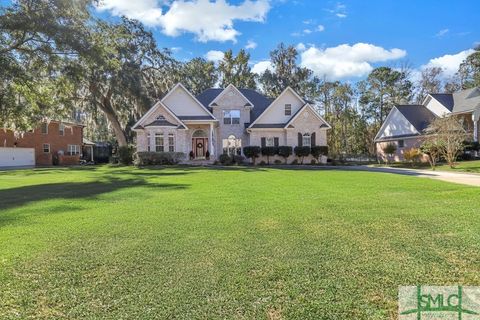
<box><xmin>196</xmin><ymin>142</ymin><xmax>204</xmax><ymax>149</ymax></box>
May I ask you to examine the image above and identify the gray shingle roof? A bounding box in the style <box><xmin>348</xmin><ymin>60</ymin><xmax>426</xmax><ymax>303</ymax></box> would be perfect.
<box><xmin>452</xmin><ymin>87</ymin><xmax>480</xmax><ymax>113</ymax></box>
<box><xmin>196</xmin><ymin>88</ymin><xmax>273</xmax><ymax>122</ymax></box>
<box><xmin>395</xmin><ymin>105</ymin><xmax>437</xmax><ymax>133</ymax></box>
<box><xmin>250</xmin><ymin>123</ymin><xmax>286</xmax><ymax>128</ymax></box>
<box><xmin>145</xmin><ymin>119</ymin><xmax>178</xmax><ymax>127</ymax></box>
<box><xmin>177</xmin><ymin>115</ymin><xmax>214</xmax><ymax>120</ymax></box>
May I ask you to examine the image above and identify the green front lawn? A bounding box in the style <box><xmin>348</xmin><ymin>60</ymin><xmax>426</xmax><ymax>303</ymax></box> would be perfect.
<box><xmin>436</xmin><ymin>160</ymin><xmax>480</xmax><ymax>174</ymax></box>
<box><xmin>1</xmin><ymin>166</ymin><xmax>479</xmax><ymax>319</ymax></box>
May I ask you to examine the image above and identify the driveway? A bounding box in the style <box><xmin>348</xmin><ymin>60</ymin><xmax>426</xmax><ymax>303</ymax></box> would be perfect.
<box><xmin>332</xmin><ymin>165</ymin><xmax>480</xmax><ymax>187</ymax></box>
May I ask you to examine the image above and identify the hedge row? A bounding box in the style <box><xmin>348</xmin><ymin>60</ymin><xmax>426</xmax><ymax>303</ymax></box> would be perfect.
<box><xmin>133</xmin><ymin>151</ymin><xmax>185</xmax><ymax>166</ymax></box>
<box><xmin>243</xmin><ymin>145</ymin><xmax>328</xmax><ymax>164</ymax></box>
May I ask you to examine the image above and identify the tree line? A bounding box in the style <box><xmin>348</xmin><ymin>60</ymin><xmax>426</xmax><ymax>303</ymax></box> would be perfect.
<box><xmin>1</xmin><ymin>0</ymin><xmax>479</xmax><ymax>156</ymax></box>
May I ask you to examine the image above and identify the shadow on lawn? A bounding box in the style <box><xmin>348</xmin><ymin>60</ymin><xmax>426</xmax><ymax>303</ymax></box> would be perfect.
<box><xmin>0</xmin><ymin>176</ymin><xmax>188</xmax><ymax>213</ymax></box>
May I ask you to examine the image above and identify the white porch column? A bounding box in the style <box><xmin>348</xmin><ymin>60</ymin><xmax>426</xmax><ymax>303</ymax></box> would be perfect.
<box><xmin>473</xmin><ymin>111</ymin><xmax>479</xmax><ymax>142</ymax></box>
<box><xmin>209</xmin><ymin>123</ymin><xmax>215</xmax><ymax>156</ymax></box>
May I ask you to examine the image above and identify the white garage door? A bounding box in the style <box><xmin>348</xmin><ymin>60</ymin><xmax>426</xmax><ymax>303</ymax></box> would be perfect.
<box><xmin>0</xmin><ymin>147</ymin><xmax>35</xmax><ymax>168</ymax></box>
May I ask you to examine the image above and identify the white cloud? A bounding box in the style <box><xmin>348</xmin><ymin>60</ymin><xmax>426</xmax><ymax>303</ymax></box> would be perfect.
<box><xmin>245</xmin><ymin>40</ymin><xmax>257</xmax><ymax>50</ymax></box>
<box><xmin>300</xmin><ymin>43</ymin><xmax>407</xmax><ymax>80</ymax></box>
<box><xmin>316</xmin><ymin>24</ymin><xmax>325</xmax><ymax>32</ymax></box>
<box><xmin>292</xmin><ymin>24</ymin><xmax>325</xmax><ymax>37</ymax></box>
<box><xmin>325</xmin><ymin>2</ymin><xmax>347</xmax><ymax>18</ymax></box>
<box><xmin>97</xmin><ymin>0</ymin><xmax>271</xmax><ymax>43</ymax></box>
<box><xmin>435</xmin><ymin>28</ymin><xmax>449</xmax><ymax>38</ymax></box>
<box><xmin>422</xmin><ymin>49</ymin><xmax>475</xmax><ymax>77</ymax></box>
<box><xmin>204</xmin><ymin>50</ymin><xmax>225</xmax><ymax>63</ymax></box>
<box><xmin>296</xmin><ymin>42</ymin><xmax>306</xmax><ymax>51</ymax></box>
<box><xmin>251</xmin><ymin>60</ymin><xmax>273</xmax><ymax>74</ymax></box>
<box><xmin>303</xmin><ymin>29</ymin><xmax>312</xmax><ymax>34</ymax></box>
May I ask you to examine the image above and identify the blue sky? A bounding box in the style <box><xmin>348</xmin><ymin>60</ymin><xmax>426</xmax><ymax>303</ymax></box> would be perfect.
<box><xmin>9</xmin><ymin>0</ymin><xmax>480</xmax><ymax>81</ymax></box>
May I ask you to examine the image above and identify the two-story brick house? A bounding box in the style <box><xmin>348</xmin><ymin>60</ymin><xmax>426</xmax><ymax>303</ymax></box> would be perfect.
<box><xmin>133</xmin><ymin>83</ymin><xmax>331</xmax><ymax>163</ymax></box>
<box><xmin>0</xmin><ymin>120</ymin><xmax>84</xmax><ymax>166</ymax></box>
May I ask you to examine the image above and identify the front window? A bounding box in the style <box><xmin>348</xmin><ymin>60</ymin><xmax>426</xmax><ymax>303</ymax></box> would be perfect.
<box><xmin>285</xmin><ymin>104</ymin><xmax>292</xmax><ymax>116</ymax></box>
<box><xmin>168</xmin><ymin>133</ymin><xmax>175</xmax><ymax>152</ymax></box>
<box><xmin>303</xmin><ymin>133</ymin><xmax>311</xmax><ymax>147</ymax></box>
<box><xmin>67</xmin><ymin>144</ymin><xmax>80</xmax><ymax>155</ymax></box>
<box><xmin>147</xmin><ymin>133</ymin><xmax>151</xmax><ymax>152</ymax></box>
<box><xmin>266</xmin><ymin>137</ymin><xmax>275</xmax><ymax>147</ymax></box>
<box><xmin>41</xmin><ymin>122</ymin><xmax>48</xmax><ymax>134</ymax></box>
<box><xmin>155</xmin><ymin>133</ymin><xmax>164</xmax><ymax>152</ymax></box>
<box><xmin>222</xmin><ymin>135</ymin><xmax>242</xmax><ymax>155</ymax></box>
<box><xmin>398</xmin><ymin>140</ymin><xmax>405</xmax><ymax>148</ymax></box>
<box><xmin>43</xmin><ymin>143</ymin><xmax>50</xmax><ymax>153</ymax></box>
<box><xmin>223</xmin><ymin>110</ymin><xmax>240</xmax><ymax>125</ymax></box>
<box><xmin>59</xmin><ymin>123</ymin><xmax>65</xmax><ymax>136</ymax></box>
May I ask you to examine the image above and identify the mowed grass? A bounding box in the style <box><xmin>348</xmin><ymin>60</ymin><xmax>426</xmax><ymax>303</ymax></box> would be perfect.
<box><xmin>1</xmin><ymin>166</ymin><xmax>480</xmax><ymax>319</ymax></box>
<box><xmin>437</xmin><ymin>160</ymin><xmax>480</xmax><ymax>174</ymax></box>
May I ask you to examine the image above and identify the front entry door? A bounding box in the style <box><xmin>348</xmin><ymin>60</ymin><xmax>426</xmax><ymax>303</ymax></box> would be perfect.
<box><xmin>193</xmin><ymin>138</ymin><xmax>208</xmax><ymax>159</ymax></box>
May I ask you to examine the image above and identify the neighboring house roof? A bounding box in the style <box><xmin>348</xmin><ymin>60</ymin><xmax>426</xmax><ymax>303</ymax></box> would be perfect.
<box><xmin>429</xmin><ymin>93</ymin><xmax>454</xmax><ymax>111</ymax></box>
<box><xmin>451</xmin><ymin>87</ymin><xmax>480</xmax><ymax>113</ymax></box>
<box><xmin>395</xmin><ymin>105</ymin><xmax>437</xmax><ymax>133</ymax></box>
<box><xmin>428</xmin><ymin>87</ymin><xmax>480</xmax><ymax>114</ymax></box>
<box><xmin>196</xmin><ymin>88</ymin><xmax>273</xmax><ymax>122</ymax></box>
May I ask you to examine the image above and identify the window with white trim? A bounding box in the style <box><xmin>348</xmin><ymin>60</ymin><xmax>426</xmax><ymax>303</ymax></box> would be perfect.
<box><xmin>59</xmin><ymin>123</ymin><xmax>65</xmax><ymax>136</ymax></box>
<box><xmin>302</xmin><ymin>133</ymin><xmax>311</xmax><ymax>147</ymax></box>
<box><xmin>67</xmin><ymin>144</ymin><xmax>80</xmax><ymax>155</ymax></box>
<box><xmin>41</xmin><ymin>122</ymin><xmax>48</xmax><ymax>134</ymax></box>
<box><xmin>43</xmin><ymin>143</ymin><xmax>50</xmax><ymax>153</ymax></box>
<box><xmin>266</xmin><ymin>137</ymin><xmax>275</xmax><ymax>147</ymax></box>
<box><xmin>398</xmin><ymin>140</ymin><xmax>405</xmax><ymax>148</ymax></box>
<box><xmin>222</xmin><ymin>135</ymin><xmax>242</xmax><ymax>155</ymax></box>
<box><xmin>155</xmin><ymin>133</ymin><xmax>164</xmax><ymax>152</ymax></box>
<box><xmin>147</xmin><ymin>133</ymin><xmax>151</xmax><ymax>151</ymax></box>
<box><xmin>223</xmin><ymin>110</ymin><xmax>240</xmax><ymax>125</ymax></box>
<box><xmin>168</xmin><ymin>133</ymin><xmax>175</xmax><ymax>152</ymax></box>
<box><xmin>285</xmin><ymin>104</ymin><xmax>292</xmax><ymax>116</ymax></box>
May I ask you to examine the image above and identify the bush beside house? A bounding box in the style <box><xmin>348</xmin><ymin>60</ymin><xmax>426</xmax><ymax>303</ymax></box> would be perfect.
<box><xmin>133</xmin><ymin>152</ymin><xmax>185</xmax><ymax>166</ymax></box>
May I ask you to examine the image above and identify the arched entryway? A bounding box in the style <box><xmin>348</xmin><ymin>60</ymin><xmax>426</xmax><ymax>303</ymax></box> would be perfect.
<box><xmin>192</xmin><ymin>129</ymin><xmax>208</xmax><ymax>159</ymax></box>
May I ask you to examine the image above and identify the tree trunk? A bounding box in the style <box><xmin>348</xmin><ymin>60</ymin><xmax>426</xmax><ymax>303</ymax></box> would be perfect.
<box><xmin>97</xmin><ymin>88</ymin><xmax>128</xmax><ymax>147</ymax></box>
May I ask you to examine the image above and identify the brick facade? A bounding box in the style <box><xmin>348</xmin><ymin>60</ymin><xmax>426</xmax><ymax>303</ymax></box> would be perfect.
<box><xmin>0</xmin><ymin>121</ymin><xmax>83</xmax><ymax>166</ymax></box>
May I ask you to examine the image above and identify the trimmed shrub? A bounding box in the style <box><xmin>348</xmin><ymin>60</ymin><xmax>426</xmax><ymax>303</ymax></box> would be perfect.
<box><xmin>219</xmin><ymin>154</ymin><xmax>233</xmax><ymax>165</ymax></box>
<box><xmin>311</xmin><ymin>146</ymin><xmax>328</xmax><ymax>159</ymax></box>
<box><xmin>133</xmin><ymin>151</ymin><xmax>185</xmax><ymax>166</ymax></box>
<box><xmin>277</xmin><ymin>146</ymin><xmax>293</xmax><ymax>164</ymax></box>
<box><xmin>233</xmin><ymin>155</ymin><xmax>245</xmax><ymax>165</ymax></box>
<box><xmin>274</xmin><ymin>159</ymin><xmax>282</xmax><ymax>165</ymax></box>
<box><xmin>118</xmin><ymin>146</ymin><xmax>134</xmax><ymax>165</ymax></box>
<box><xmin>261</xmin><ymin>146</ymin><xmax>278</xmax><ymax>164</ymax></box>
<box><xmin>310</xmin><ymin>159</ymin><xmax>317</xmax><ymax>165</ymax></box>
<box><xmin>382</xmin><ymin>143</ymin><xmax>397</xmax><ymax>163</ymax></box>
<box><xmin>259</xmin><ymin>160</ymin><xmax>267</xmax><ymax>166</ymax></box>
<box><xmin>243</xmin><ymin>146</ymin><xmax>261</xmax><ymax>165</ymax></box>
<box><xmin>294</xmin><ymin>146</ymin><xmax>311</xmax><ymax>164</ymax></box>
<box><xmin>290</xmin><ymin>159</ymin><xmax>299</xmax><ymax>165</ymax></box>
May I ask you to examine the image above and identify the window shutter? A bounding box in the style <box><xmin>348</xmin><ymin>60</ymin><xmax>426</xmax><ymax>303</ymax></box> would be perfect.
<box><xmin>261</xmin><ymin>137</ymin><xmax>266</xmax><ymax>147</ymax></box>
<box><xmin>311</xmin><ymin>132</ymin><xmax>316</xmax><ymax>146</ymax></box>
<box><xmin>298</xmin><ymin>133</ymin><xmax>302</xmax><ymax>146</ymax></box>
<box><xmin>274</xmin><ymin>137</ymin><xmax>279</xmax><ymax>147</ymax></box>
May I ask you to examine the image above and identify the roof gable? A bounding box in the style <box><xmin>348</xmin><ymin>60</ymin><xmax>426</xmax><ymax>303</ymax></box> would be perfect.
<box><xmin>162</xmin><ymin>83</ymin><xmax>214</xmax><ymax>119</ymax></box>
<box><xmin>132</xmin><ymin>101</ymin><xmax>185</xmax><ymax>130</ymax></box>
<box><xmin>208</xmin><ymin>84</ymin><xmax>253</xmax><ymax>108</ymax></box>
<box><xmin>285</xmin><ymin>104</ymin><xmax>331</xmax><ymax>129</ymax></box>
<box><xmin>452</xmin><ymin>87</ymin><xmax>480</xmax><ymax>113</ymax></box>
<box><xmin>429</xmin><ymin>93</ymin><xmax>454</xmax><ymax>112</ymax></box>
<box><xmin>249</xmin><ymin>87</ymin><xmax>305</xmax><ymax>127</ymax></box>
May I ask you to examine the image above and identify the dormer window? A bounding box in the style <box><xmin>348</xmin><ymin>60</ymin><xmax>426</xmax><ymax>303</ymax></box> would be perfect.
<box><xmin>285</xmin><ymin>104</ymin><xmax>292</xmax><ymax>116</ymax></box>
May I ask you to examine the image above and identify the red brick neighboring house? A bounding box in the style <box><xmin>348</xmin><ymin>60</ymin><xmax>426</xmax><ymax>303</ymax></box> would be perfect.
<box><xmin>0</xmin><ymin>120</ymin><xmax>84</xmax><ymax>166</ymax></box>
